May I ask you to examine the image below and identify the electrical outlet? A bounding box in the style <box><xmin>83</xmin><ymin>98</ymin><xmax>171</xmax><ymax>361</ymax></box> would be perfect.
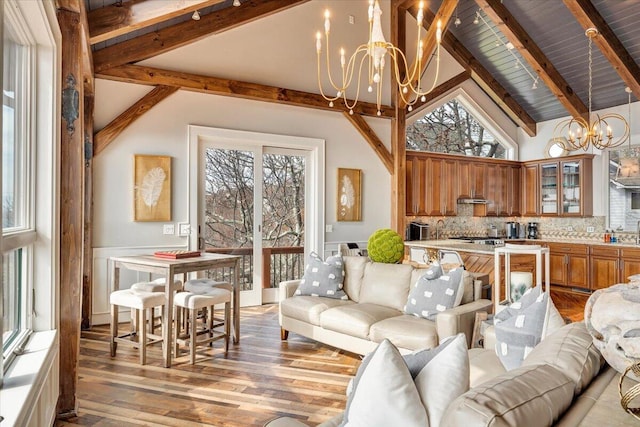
<box><xmin>178</xmin><ymin>223</ymin><xmax>191</xmax><ymax>236</ymax></box>
<box><xmin>567</xmin><ymin>226</ymin><xmax>573</xmax><ymax>232</ymax></box>
<box><xmin>163</xmin><ymin>224</ymin><xmax>175</xmax><ymax>235</ymax></box>
<box><xmin>587</xmin><ymin>226</ymin><xmax>595</xmax><ymax>233</ymax></box>
<box><xmin>326</xmin><ymin>224</ymin><xmax>333</xmax><ymax>233</ymax></box>
<box><xmin>348</xmin><ymin>14</ymin><xmax>355</xmax><ymax>24</ymax></box>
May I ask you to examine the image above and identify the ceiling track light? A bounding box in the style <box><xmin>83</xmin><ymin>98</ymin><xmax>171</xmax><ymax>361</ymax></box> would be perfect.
<box><xmin>454</xmin><ymin>5</ymin><xmax>461</xmax><ymax>27</ymax></box>
<box><xmin>192</xmin><ymin>10</ymin><xmax>200</xmax><ymax>20</ymax></box>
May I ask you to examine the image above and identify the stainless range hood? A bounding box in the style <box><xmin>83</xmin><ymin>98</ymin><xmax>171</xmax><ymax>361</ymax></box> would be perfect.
<box><xmin>457</xmin><ymin>197</ymin><xmax>488</xmax><ymax>204</ymax></box>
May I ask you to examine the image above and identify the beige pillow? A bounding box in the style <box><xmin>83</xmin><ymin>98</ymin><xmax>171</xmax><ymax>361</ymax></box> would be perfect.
<box><xmin>358</xmin><ymin>262</ymin><xmax>414</xmax><ymax>311</ymax></box>
<box><xmin>342</xmin><ymin>256</ymin><xmax>369</xmax><ymax>302</ymax></box>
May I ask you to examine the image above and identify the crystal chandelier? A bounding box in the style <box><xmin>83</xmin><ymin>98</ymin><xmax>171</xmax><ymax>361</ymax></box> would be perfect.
<box><xmin>315</xmin><ymin>1</ymin><xmax>442</xmax><ymax>117</ymax></box>
<box><xmin>554</xmin><ymin>28</ymin><xmax>629</xmax><ymax>151</ymax></box>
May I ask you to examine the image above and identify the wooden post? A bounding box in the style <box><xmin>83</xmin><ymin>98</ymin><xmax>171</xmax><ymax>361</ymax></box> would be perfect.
<box><xmin>81</xmin><ymin>92</ymin><xmax>94</xmax><ymax>330</ymax></box>
<box><xmin>391</xmin><ymin>1</ymin><xmax>407</xmax><ymax>235</ymax></box>
<box><xmin>57</xmin><ymin>6</ymin><xmax>84</xmax><ymax>419</ymax></box>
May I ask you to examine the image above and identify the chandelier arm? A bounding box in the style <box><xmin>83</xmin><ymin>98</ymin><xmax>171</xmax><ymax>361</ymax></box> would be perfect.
<box><xmin>386</xmin><ymin>46</ymin><xmax>415</xmax><ymax>106</ymax></box>
<box><xmin>316</xmin><ymin>50</ymin><xmax>340</xmax><ymax>103</ymax></box>
<box><xmin>342</xmin><ymin>45</ymin><xmax>370</xmax><ymax>93</ymax></box>
<box><xmin>342</xmin><ymin>53</ymin><xmax>370</xmax><ymax>112</ymax></box>
<box><xmin>323</xmin><ymin>32</ymin><xmax>346</xmax><ymax>93</ymax></box>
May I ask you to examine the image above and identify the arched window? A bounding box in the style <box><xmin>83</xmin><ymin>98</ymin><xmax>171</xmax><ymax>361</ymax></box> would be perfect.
<box><xmin>406</xmin><ymin>96</ymin><xmax>511</xmax><ymax>159</ymax></box>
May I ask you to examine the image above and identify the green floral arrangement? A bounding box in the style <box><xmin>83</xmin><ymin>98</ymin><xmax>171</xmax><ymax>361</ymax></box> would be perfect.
<box><xmin>367</xmin><ymin>228</ymin><xmax>405</xmax><ymax>264</ymax></box>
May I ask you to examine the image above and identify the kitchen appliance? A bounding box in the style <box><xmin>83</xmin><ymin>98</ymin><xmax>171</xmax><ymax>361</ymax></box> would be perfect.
<box><xmin>505</xmin><ymin>222</ymin><xmax>520</xmax><ymax>239</ymax></box>
<box><xmin>487</xmin><ymin>225</ymin><xmax>502</xmax><ymax>238</ymax></box>
<box><xmin>409</xmin><ymin>222</ymin><xmax>430</xmax><ymax>240</ymax></box>
<box><xmin>527</xmin><ymin>222</ymin><xmax>539</xmax><ymax>239</ymax></box>
<box><xmin>449</xmin><ymin>236</ymin><xmax>505</xmax><ymax>245</ymax></box>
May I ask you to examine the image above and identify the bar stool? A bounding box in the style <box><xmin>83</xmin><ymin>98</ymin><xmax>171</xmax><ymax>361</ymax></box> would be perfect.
<box><xmin>131</xmin><ymin>278</ymin><xmax>183</xmax><ymax>334</ymax></box>
<box><xmin>173</xmin><ymin>285</ymin><xmax>232</xmax><ymax>364</ymax></box>
<box><xmin>184</xmin><ymin>278</ymin><xmax>229</xmax><ymax>293</ymax></box>
<box><xmin>110</xmin><ymin>289</ymin><xmax>166</xmax><ymax>365</ymax></box>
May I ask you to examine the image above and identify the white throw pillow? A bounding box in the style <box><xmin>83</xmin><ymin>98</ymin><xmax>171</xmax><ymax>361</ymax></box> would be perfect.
<box><xmin>341</xmin><ymin>335</ymin><xmax>469</xmax><ymax>427</ymax></box>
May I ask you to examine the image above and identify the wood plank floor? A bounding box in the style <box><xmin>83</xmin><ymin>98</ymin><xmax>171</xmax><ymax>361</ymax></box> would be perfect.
<box><xmin>56</xmin><ymin>305</ymin><xmax>360</xmax><ymax>427</ymax></box>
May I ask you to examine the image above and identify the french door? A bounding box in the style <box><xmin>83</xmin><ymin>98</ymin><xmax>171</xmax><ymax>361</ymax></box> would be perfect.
<box><xmin>195</xmin><ymin>139</ymin><xmax>312</xmax><ymax>307</ymax></box>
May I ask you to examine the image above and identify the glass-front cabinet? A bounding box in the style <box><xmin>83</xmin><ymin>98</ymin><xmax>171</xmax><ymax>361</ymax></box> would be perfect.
<box><xmin>540</xmin><ymin>163</ymin><xmax>558</xmax><ymax>215</ymax></box>
<box><xmin>562</xmin><ymin>161</ymin><xmax>581</xmax><ymax>215</ymax></box>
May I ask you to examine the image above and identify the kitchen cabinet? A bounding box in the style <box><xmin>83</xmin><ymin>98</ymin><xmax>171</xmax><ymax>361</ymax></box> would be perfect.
<box><xmin>591</xmin><ymin>246</ymin><xmax>640</xmax><ymax>291</ymax></box>
<box><xmin>406</xmin><ymin>155</ymin><xmax>428</xmax><ymax>216</ymax></box>
<box><xmin>459</xmin><ymin>161</ymin><xmax>486</xmax><ymax>199</ymax></box>
<box><xmin>546</xmin><ymin>242</ymin><xmax>589</xmax><ymax>289</ymax></box>
<box><xmin>442</xmin><ymin>158</ymin><xmax>458</xmax><ymax>216</ymax></box>
<box><xmin>508</xmin><ymin>165</ymin><xmax>522</xmax><ymax>216</ymax></box>
<box><xmin>522</xmin><ymin>163</ymin><xmax>539</xmax><ymax>216</ymax></box>
<box><xmin>524</xmin><ymin>154</ymin><xmax>593</xmax><ymax>217</ymax></box>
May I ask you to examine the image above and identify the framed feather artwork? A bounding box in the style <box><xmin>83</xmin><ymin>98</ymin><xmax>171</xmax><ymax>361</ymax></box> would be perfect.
<box><xmin>134</xmin><ymin>154</ymin><xmax>171</xmax><ymax>221</ymax></box>
<box><xmin>337</xmin><ymin>168</ymin><xmax>362</xmax><ymax>221</ymax></box>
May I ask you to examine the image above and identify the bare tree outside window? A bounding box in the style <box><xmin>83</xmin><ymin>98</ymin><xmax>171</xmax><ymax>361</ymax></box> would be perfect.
<box><xmin>406</xmin><ymin>99</ymin><xmax>505</xmax><ymax>159</ymax></box>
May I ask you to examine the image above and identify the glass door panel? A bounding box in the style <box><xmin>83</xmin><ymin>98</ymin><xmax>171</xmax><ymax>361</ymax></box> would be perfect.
<box><xmin>540</xmin><ymin>163</ymin><xmax>558</xmax><ymax>214</ymax></box>
<box><xmin>562</xmin><ymin>161</ymin><xmax>581</xmax><ymax>214</ymax></box>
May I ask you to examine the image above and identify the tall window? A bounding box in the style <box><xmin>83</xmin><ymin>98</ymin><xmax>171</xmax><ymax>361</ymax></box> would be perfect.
<box><xmin>609</xmin><ymin>146</ymin><xmax>640</xmax><ymax>231</ymax></box>
<box><xmin>406</xmin><ymin>98</ymin><xmax>506</xmax><ymax>159</ymax></box>
<box><xmin>2</xmin><ymin>0</ymin><xmax>38</xmax><ymax>375</ymax></box>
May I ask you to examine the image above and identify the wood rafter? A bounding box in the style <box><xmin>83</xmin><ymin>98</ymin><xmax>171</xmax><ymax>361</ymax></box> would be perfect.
<box><xmin>88</xmin><ymin>0</ymin><xmax>226</xmax><ymax>44</ymax></box>
<box><xmin>476</xmin><ymin>0</ymin><xmax>588</xmax><ymax>121</ymax></box>
<box><xmin>402</xmin><ymin>0</ymin><xmax>458</xmax><ymax>108</ymax></box>
<box><xmin>343</xmin><ymin>112</ymin><xmax>393</xmax><ymax>174</ymax></box>
<box><xmin>97</xmin><ymin>64</ymin><xmax>394</xmax><ymax>119</ymax></box>
<box><xmin>80</xmin><ymin>1</ymin><xmax>94</xmax><ymax>94</ymax></box>
<box><xmin>410</xmin><ymin>5</ymin><xmax>537</xmax><ymax>137</ymax></box>
<box><xmin>407</xmin><ymin>70</ymin><xmax>470</xmax><ymax>119</ymax></box>
<box><xmin>563</xmin><ymin>0</ymin><xmax>640</xmax><ymax>100</ymax></box>
<box><xmin>391</xmin><ymin>0</ymin><xmax>407</xmax><ymax>234</ymax></box>
<box><xmin>94</xmin><ymin>85</ymin><xmax>178</xmax><ymax>156</ymax></box>
<box><xmin>93</xmin><ymin>0</ymin><xmax>308</xmax><ymax>73</ymax></box>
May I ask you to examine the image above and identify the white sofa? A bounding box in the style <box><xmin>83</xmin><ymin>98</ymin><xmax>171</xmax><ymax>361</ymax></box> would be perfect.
<box><xmin>279</xmin><ymin>256</ymin><xmax>492</xmax><ymax>355</ymax></box>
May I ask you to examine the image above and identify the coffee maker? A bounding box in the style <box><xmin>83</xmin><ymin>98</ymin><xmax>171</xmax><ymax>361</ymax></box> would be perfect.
<box><xmin>527</xmin><ymin>222</ymin><xmax>539</xmax><ymax>239</ymax></box>
<box><xmin>505</xmin><ymin>222</ymin><xmax>520</xmax><ymax>239</ymax></box>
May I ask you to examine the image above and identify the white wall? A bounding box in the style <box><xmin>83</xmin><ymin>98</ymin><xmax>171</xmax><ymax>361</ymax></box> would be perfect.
<box><xmin>93</xmin><ymin>79</ymin><xmax>392</xmax><ymax>249</ymax></box>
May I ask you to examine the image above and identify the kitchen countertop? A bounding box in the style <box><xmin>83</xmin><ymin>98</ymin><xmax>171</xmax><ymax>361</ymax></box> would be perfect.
<box><xmin>405</xmin><ymin>238</ymin><xmax>640</xmax><ymax>253</ymax></box>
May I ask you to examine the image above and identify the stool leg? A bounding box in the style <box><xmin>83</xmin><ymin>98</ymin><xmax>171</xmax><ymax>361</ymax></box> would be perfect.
<box><xmin>174</xmin><ymin>304</ymin><xmax>181</xmax><ymax>358</ymax></box>
<box><xmin>208</xmin><ymin>305</ymin><xmax>214</xmax><ymax>344</ymax></box>
<box><xmin>110</xmin><ymin>303</ymin><xmax>118</xmax><ymax>357</ymax></box>
<box><xmin>224</xmin><ymin>301</ymin><xmax>230</xmax><ymax>355</ymax></box>
<box><xmin>139</xmin><ymin>308</ymin><xmax>147</xmax><ymax>365</ymax></box>
<box><xmin>190</xmin><ymin>308</ymin><xmax>197</xmax><ymax>365</ymax></box>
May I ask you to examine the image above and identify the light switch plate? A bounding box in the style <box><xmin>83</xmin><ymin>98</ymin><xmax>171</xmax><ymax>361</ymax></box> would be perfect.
<box><xmin>163</xmin><ymin>224</ymin><xmax>175</xmax><ymax>235</ymax></box>
<box><xmin>178</xmin><ymin>223</ymin><xmax>191</xmax><ymax>236</ymax></box>
<box><xmin>326</xmin><ymin>224</ymin><xmax>333</xmax><ymax>233</ymax></box>
<box><xmin>587</xmin><ymin>226</ymin><xmax>595</xmax><ymax>233</ymax></box>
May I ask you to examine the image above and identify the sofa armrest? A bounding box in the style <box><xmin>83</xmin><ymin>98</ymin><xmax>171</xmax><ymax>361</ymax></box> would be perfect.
<box><xmin>279</xmin><ymin>279</ymin><xmax>302</xmax><ymax>301</ymax></box>
<box><xmin>436</xmin><ymin>299</ymin><xmax>492</xmax><ymax>347</ymax></box>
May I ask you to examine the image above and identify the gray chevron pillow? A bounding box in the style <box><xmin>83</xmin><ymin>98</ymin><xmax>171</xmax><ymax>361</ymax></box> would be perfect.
<box><xmin>295</xmin><ymin>252</ymin><xmax>348</xmax><ymax>300</ymax></box>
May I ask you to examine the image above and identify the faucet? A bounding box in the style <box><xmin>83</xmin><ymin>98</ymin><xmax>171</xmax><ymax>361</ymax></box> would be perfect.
<box><xmin>435</xmin><ymin>219</ymin><xmax>445</xmax><ymax>241</ymax></box>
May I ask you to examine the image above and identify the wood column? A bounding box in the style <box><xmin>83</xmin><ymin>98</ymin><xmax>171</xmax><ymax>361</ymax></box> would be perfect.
<box><xmin>57</xmin><ymin>7</ymin><xmax>84</xmax><ymax>418</ymax></box>
<box><xmin>391</xmin><ymin>1</ymin><xmax>407</xmax><ymax>235</ymax></box>
<box><xmin>81</xmin><ymin>92</ymin><xmax>94</xmax><ymax>330</ymax></box>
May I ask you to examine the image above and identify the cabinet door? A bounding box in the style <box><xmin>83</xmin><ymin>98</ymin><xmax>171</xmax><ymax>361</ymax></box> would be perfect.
<box><xmin>567</xmin><ymin>255</ymin><xmax>589</xmax><ymax>288</ymax></box>
<box><xmin>484</xmin><ymin>165</ymin><xmax>498</xmax><ymax>216</ymax></box>
<box><xmin>508</xmin><ymin>165</ymin><xmax>521</xmax><ymax>216</ymax></box>
<box><xmin>496</xmin><ymin>165</ymin><xmax>509</xmax><ymax>216</ymax></box>
<box><xmin>457</xmin><ymin>161</ymin><xmax>472</xmax><ymax>199</ymax></box>
<box><xmin>406</xmin><ymin>156</ymin><xmax>428</xmax><ymax>215</ymax></box>
<box><xmin>540</xmin><ymin>162</ymin><xmax>559</xmax><ymax>215</ymax></box>
<box><xmin>549</xmin><ymin>252</ymin><xmax>567</xmax><ymax>286</ymax></box>
<box><xmin>406</xmin><ymin>157</ymin><xmax>416</xmax><ymax>215</ymax></box>
<box><xmin>621</xmin><ymin>248</ymin><xmax>640</xmax><ymax>281</ymax></box>
<box><xmin>471</xmin><ymin>162</ymin><xmax>486</xmax><ymax>198</ymax></box>
<box><xmin>425</xmin><ymin>158</ymin><xmax>444</xmax><ymax>216</ymax></box>
<box><xmin>590</xmin><ymin>256</ymin><xmax>619</xmax><ymax>291</ymax></box>
<box><xmin>442</xmin><ymin>159</ymin><xmax>458</xmax><ymax>216</ymax></box>
<box><xmin>522</xmin><ymin>164</ymin><xmax>539</xmax><ymax>216</ymax></box>
<box><xmin>561</xmin><ymin>160</ymin><xmax>582</xmax><ymax>216</ymax></box>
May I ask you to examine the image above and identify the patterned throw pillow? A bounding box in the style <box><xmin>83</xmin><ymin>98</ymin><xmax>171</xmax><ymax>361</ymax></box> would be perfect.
<box><xmin>295</xmin><ymin>252</ymin><xmax>348</xmax><ymax>300</ymax></box>
<box><xmin>404</xmin><ymin>267</ymin><xmax>464</xmax><ymax>321</ymax></box>
<box><xmin>494</xmin><ymin>286</ymin><xmax>550</xmax><ymax>370</ymax></box>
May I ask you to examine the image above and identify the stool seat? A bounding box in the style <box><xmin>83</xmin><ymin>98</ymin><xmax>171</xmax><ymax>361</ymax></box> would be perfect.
<box><xmin>184</xmin><ymin>279</ymin><xmax>229</xmax><ymax>294</ymax></box>
<box><xmin>110</xmin><ymin>289</ymin><xmax>165</xmax><ymax>310</ymax></box>
<box><xmin>174</xmin><ymin>288</ymin><xmax>231</xmax><ymax>309</ymax></box>
<box><xmin>131</xmin><ymin>278</ymin><xmax>183</xmax><ymax>293</ymax></box>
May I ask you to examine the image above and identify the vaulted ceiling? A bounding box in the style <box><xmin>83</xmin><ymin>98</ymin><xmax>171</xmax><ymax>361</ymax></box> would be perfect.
<box><xmin>83</xmin><ymin>0</ymin><xmax>640</xmax><ymax>140</ymax></box>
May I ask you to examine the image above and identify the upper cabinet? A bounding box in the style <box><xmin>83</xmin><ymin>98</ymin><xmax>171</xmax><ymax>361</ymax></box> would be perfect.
<box><xmin>523</xmin><ymin>154</ymin><xmax>593</xmax><ymax>218</ymax></box>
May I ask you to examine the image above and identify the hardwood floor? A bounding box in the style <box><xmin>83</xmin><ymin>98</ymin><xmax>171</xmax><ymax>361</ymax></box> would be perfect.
<box><xmin>57</xmin><ymin>305</ymin><xmax>359</xmax><ymax>427</ymax></box>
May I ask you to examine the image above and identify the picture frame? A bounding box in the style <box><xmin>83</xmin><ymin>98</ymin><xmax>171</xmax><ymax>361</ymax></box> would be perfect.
<box><xmin>337</xmin><ymin>168</ymin><xmax>362</xmax><ymax>221</ymax></box>
<box><xmin>134</xmin><ymin>154</ymin><xmax>171</xmax><ymax>222</ymax></box>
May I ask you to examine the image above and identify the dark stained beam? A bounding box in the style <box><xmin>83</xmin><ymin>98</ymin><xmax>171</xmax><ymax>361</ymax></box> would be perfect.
<box><xmin>343</xmin><ymin>112</ymin><xmax>393</xmax><ymax>174</ymax></box>
<box><xmin>407</xmin><ymin>71</ymin><xmax>470</xmax><ymax>119</ymax></box>
<box><xmin>563</xmin><ymin>0</ymin><xmax>640</xmax><ymax>100</ymax></box>
<box><xmin>94</xmin><ymin>85</ymin><xmax>178</xmax><ymax>156</ymax></box>
<box><xmin>409</xmin><ymin>5</ymin><xmax>537</xmax><ymax>137</ymax></box>
<box><xmin>391</xmin><ymin>0</ymin><xmax>407</xmax><ymax>234</ymax></box>
<box><xmin>96</xmin><ymin>64</ymin><xmax>394</xmax><ymax>119</ymax></box>
<box><xmin>476</xmin><ymin>0</ymin><xmax>588</xmax><ymax>121</ymax></box>
<box><xmin>93</xmin><ymin>0</ymin><xmax>308</xmax><ymax>73</ymax></box>
<box><xmin>88</xmin><ymin>0</ymin><xmax>226</xmax><ymax>44</ymax></box>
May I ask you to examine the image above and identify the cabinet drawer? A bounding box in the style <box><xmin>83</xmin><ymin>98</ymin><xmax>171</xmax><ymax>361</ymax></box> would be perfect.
<box><xmin>547</xmin><ymin>242</ymin><xmax>589</xmax><ymax>255</ymax></box>
<box><xmin>591</xmin><ymin>245</ymin><xmax>621</xmax><ymax>257</ymax></box>
<box><xmin>621</xmin><ymin>247</ymin><xmax>640</xmax><ymax>259</ymax></box>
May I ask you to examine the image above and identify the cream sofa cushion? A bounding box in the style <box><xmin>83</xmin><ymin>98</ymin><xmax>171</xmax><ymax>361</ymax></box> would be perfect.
<box><xmin>522</xmin><ymin>322</ymin><xmax>603</xmax><ymax>395</ymax></box>
<box><xmin>342</xmin><ymin>256</ymin><xmax>369</xmax><ymax>302</ymax></box>
<box><xmin>441</xmin><ymin>363</ymin><xmax>575</xmax><ymax>427</ymax></box>
<box><xmin>280</xmin><ymin>295</ymin><xmax>354</xmax><ymax>326</ymax></box>
<box><xmin>369</xmin><ymin>314</ymin><xmax>438</xmax><ymax>350</ymax></box>
<box><xmin>320</xmin><ymin>303</ymin><xmax>400</xmax><ymax>339</ymax></box>
<box><xmin>468</xmin><ymin>348</ymin><xmax>507</xmax><ymax>388</ymax></box>
<box><xmin>358</xmin><ymin>262</ymin><xmax>414</xmax><ymax>311</ymax></box>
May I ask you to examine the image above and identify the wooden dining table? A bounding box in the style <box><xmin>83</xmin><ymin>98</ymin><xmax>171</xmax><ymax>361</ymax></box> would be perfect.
<box><xmin>110</xmin><ymin>252</ymin><xmax>241</xmax><ymax>367</ymax></box>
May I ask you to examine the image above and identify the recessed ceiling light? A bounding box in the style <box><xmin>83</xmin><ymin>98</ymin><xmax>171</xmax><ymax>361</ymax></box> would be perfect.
<box><xmin>505</xmin><ymin>42</ymin><xmax>514</xmax><ymax>50</ymax></box>
<box><xmin>192</xmin><ymin>10</ymin><xmax>200</xmax><ymax>20</ymax></box>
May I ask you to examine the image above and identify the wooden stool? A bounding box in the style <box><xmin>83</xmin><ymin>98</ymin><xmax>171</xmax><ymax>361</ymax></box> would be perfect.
<box><xmin>173</xmin><ymin>286</ymin><xmax>231</xmax><ymax>364</ymax></box>
<box><xmin>184</xmin><ymin>278</ymin><xmax>229</xmax><ymax>293</ymax></box>
<box><xmin>131</xmin><ymin>278</ymin><xmax>183</xmax><ymax>334</ymax></box>
<box><xmin>110</xmin><ymin>289</ymin><xmax>166</xmax><ymax>365</ymax></box>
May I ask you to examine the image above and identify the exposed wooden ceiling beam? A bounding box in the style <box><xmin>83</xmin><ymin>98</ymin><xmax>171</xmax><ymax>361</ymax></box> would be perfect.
<box><xmin>563</xmin><ymin>0</ymin><xmax>640</xmax><ymax>101</ymax></box>
<box><xmin>80</xmin><ymin>1</ymin><xmax>94</xmax><ymax>94</ymax></box>
<box><xmin>94</xmin><ymin>85</ymin><xmax>178</xmax><ymax>156</ymax></box>
<box><xmin>402</xmin><ymin>0</ymin><xmax>458</xmax><ymax>109</ymax></box>
<box><xmin>93</xmin><ymin>0</ymin><xmax>308</xmax><ymax>73</ymax></box>
<box><xmin>476</xmin><ymin>0</ymin><xmax>588</xmax><ymax>121</ymax></box>
<box><xmin>407</xmin><ymin>70</ymin><xmax>470</xmax><ymax>119</ymax></box>
<box><xmin>412</xmin><ymin>6</ymin><xmax>537</xmax><ymax>137</ymax></box>
<box><xmin>88</xmin><ymin>0</ymin><xmax>226</xmax><ymax>45</ymax></box>
<box><xmin>55</xmin><ymin>0</ymin><xmax>82</xmax><ymax>13</ymax></box>
<box><xmin>97</xmin><ymin>64</ymin><xmax>394</xmax><ymax>119</ymax></box>
<box><xmin>343</xmin><ymin>112</ymin><xmax>393</xmax><ymax>174</ymax></box>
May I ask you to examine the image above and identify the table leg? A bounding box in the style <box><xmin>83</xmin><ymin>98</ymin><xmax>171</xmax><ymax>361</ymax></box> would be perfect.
<box><xmin>163</xmin><ymin>269</ymin><xmax>174</xmax><ymax>367</ymax></box>
<box><xmin>233</xmin><ymin>259</ymin><xmax>240</xmax><ymax>343</ymax></box>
